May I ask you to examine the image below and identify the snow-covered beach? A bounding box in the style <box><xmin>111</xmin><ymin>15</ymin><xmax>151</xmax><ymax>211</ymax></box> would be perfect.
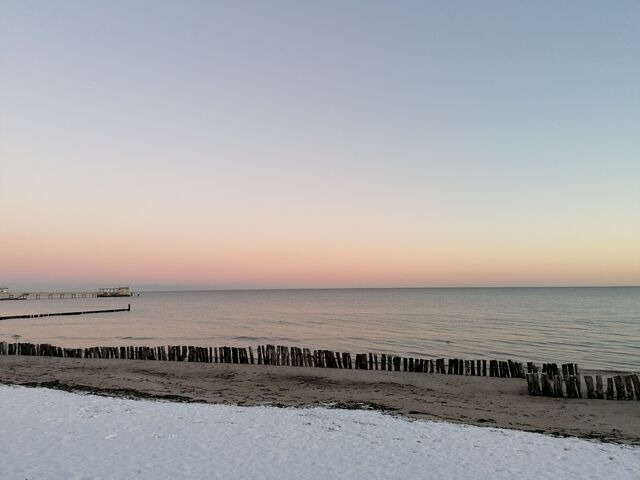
<box><xmin>1</xmin><ymin>385</ymin><xmax>638</xmax><ymax>480</ymax></box>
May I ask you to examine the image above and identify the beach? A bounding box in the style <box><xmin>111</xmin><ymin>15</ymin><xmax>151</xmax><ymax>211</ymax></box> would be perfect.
<box><xmin>1</xmin><ymin>355</ymin><xmax>637</xmax><ymax>445</ymax></box>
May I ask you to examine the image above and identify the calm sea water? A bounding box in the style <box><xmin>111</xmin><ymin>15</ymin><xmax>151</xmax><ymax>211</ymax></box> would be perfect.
<box><xmin>0</xmin><ymin>288</ymin><xmax>638</xmax><ymax>371</ymax></box>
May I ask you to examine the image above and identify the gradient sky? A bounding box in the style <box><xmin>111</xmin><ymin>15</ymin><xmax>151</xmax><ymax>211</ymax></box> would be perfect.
<box><xmin>1</xmin><ymin>1</ymin><xmax>639</xmax><ymax>290</ymax></box>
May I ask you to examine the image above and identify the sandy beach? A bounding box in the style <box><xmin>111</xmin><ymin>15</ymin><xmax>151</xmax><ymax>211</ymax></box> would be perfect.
<box><xmin>1</xmin><ymin>355</ymin><xmax>637</xmax><ymax>445</ymax></box>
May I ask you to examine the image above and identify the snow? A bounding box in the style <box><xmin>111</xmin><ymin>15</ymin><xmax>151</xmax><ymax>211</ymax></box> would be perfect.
<box><xmin>0</xmin><ymin>385</ymin><xmax>638</xmax><ymax>480</ymax></box>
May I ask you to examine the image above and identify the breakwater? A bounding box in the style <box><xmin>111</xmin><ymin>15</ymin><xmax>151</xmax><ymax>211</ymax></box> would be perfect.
<box><xmin>1</xmin><ymin>341</ymin><xmax>638</xmax><ymax>400</ymax></box>
<box><xmin>0</xmin><ymin>305</ymin><xmax>130</xmax><ymax>320</ymax></box>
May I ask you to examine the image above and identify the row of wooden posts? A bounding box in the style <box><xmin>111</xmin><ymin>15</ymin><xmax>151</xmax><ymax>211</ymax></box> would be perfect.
<box><xmin>0</xmin><ymin>305</ymin><xmax>131</xmax><ymax>321</ymax></box>
<box><xmin>526</xmin><ymin>371</ymin><xmax>640</xmax><ymax>401</ymax></box>
<box><xmin>0</xmin><ymin>341</ymin><xmax>526</xmax><ymax>378</ymax></box>
<box><xmin>3</xmin><ymin>341</ymin><xmax>636</xmax><ymax>400</ymax></box>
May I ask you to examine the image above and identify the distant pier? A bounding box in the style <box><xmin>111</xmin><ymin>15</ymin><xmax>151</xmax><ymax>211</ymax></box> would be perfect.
<box><xmin>1</xmin><ymin>286</ymin><xmax>132</xmax><ymax>300</ymax></box>
<box><xmin>32</xmin><ymin>291</ymin><xmax>99</xmax><ymax>300</ymax></box>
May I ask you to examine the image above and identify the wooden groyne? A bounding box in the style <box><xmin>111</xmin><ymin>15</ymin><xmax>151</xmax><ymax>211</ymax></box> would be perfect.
<box><xmin>0</xmin><ymin>305</ymin><xmax>131</xmax><ymax>321</ymax></box>
<box><xmin>0</xmin><ymin>341</ymin><xmax>525</xmax><ymax>378</ymax></box>
<box><xmin>1</xmin><ymin>341</ymin><xmax>635</xmax><ymax>400</ymax></box>
<box><xmin>526</xmin><ymin>370</ymin><xmax>640</xmax><ymax>401</ymax></box>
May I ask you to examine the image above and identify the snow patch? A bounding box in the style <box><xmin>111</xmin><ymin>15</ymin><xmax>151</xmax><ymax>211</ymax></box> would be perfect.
<box><xmin>0</xmin><ymin>385</ymin><xmax>638</xmax><ymax>479</ymax></box>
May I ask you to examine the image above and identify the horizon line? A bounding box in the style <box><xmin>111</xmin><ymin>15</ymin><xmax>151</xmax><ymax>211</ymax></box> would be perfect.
<box><xmin>134</xmin><ymin>285</ymin><xmax>640</xmax><ymax>293</ymax></box>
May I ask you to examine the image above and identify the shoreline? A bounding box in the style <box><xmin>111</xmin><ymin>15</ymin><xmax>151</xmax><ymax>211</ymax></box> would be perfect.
<box><xmin>0</xmin><ymin>356</ymin><xmax>638</xmax><ymax>445</ymax></box>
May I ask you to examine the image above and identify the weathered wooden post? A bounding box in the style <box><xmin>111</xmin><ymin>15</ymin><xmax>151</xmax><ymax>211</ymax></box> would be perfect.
<box><xmin>553</xmin><ymin>375</ymin><xmax>563</xmax><ymax>397</ymax></box>
<box><xmin>575</xmin><ymin>375</ymin><xmax>582</xmax><ymax>398</ymax></box>
<box><xmin>526</xmin><ymin>373</ymin><xmax>541</xmax><ymax>395</ymax></box>
<box><xmin>489</xmin><ymin>360</ymin><xmax>497</xmax><ymax>377</ymax></box>
<box><xmin>595</xmin><ymin>375</ymin><xmax>604</xmax><ymax>399</ymax></box>
<box><xmin>606</xmin><ymin>377</ymin><xmax>614</xmax><ymax>400</ymax></box>
<box><xmin>564</xmin><ymin>376</ymin><xmax>575</xmax><ymax>398</ymax></box>
<box><xmin>624</xmin><ymin>376</ymin><xmax>635</xmax><ymax>400</ymax></box>
<box><xmin>541</xmin><ymin>374</ymin><xmax>553</xmax><ymax>396</ymax></box>
<box><xmin>631</xmin><ymin>374</ymin><xmax>640</xmax><ymax>401</ymax></box>
<box><xmin>614</xmin><ymin>376</ymin><xmax>626</xmax><ymax>400</ymax></box>
<box><xmin>584</xmin><ymin>376</ymin><xmax>595</xmax><ymax>399</ymax></box>
<box><xmin>393</xmin><ymin>356</ymin><xmax>401</xmax><ymax>372</ymax></box>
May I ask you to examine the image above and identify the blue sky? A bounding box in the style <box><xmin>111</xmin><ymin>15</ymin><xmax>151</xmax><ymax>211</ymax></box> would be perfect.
<box><xmin>1</xmin><ymin>1</ymin><xmax>639</xmax><ymax>289</ymax></box>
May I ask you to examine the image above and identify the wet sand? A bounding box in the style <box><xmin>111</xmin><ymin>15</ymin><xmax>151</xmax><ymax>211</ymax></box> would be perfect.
<box><xmin>1</xmin><ymin>356</ymin><xmax>638</xmax><ymax>445</ymax></box>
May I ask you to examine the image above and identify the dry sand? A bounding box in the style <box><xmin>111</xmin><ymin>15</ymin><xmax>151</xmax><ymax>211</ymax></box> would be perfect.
<box><xmin>1</xmin><ymin>356</ymin><xmax>638</xmax><ymax>445</ymax></box>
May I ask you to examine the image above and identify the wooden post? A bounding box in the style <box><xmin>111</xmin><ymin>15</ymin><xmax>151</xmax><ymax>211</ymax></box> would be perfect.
<box><xmin>285</xmin><ymin>346</ymin><xmax>291</xmax><ymax>366</ymax></box>
<box><xmin>631</xmin><ymin>374</ymin><xmax>640</xmax><ymax>401</ymax></box>
<box><xmin>614</xmin><ymin>376</ymin><xmax>626</xmax><ymax>400</ymax></box>
<box><xmin>526</xmin><ymin>373</ymin><xmax>541</xmax><ymax>395</ymax></box>
<box><xmin>564</xmin><ymin>376</ymin><xmax>575</xmax><ymax>398</ymax></box>
<box><xmin>584</xmin><ymin>376</ymin><xmax>595</xmax><ymax>399</ymax></box>
<box><xmin>302</xmin><ymin>348</ymin><xmax>308</xmax><ymax>367</ymax></box>
<box><xmin>595</xmin><ymin>375</ymin><xmax>604</xmax><ymax>399</ymax></box>
<box><xmin>575</xmin><ymin>375</ymin><xmax>582</xmax><ymax>398</ymax></box>
<box><xmin>624</xmin><ymin>376</ymin><xmax>635</xmax><ymax>400</ymax></box>
<box><xmin>606</xmin><ymin>377</ymin><xmax>614</xmax><ymax>400</ymax></box>
<box><xmin>541</xmin><ymin>374</ymin><xmax>553</xmax><ymax>396</ymax></box>
<box><xmin>553</xmin><ymin>375</ymin><xmax>563</xmax><ymax>398</ymax></box>
<box><xmin>572</xmin><ymin>376</ymin><xmax>581</xmax><ymax>398</ymax></box>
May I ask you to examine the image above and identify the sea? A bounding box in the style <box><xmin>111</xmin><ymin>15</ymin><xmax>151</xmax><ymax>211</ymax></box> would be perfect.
<box><xmin>0</xmin><ymin>287</ymin><xmax>638</xmax><ymax>371</ymax></box>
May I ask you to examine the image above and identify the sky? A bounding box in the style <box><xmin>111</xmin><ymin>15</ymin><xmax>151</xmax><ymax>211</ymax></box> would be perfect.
<box><xmin>1</xmin><ymin>1</ymin><xmax>639</xmax><ymax>290</ymax></box>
